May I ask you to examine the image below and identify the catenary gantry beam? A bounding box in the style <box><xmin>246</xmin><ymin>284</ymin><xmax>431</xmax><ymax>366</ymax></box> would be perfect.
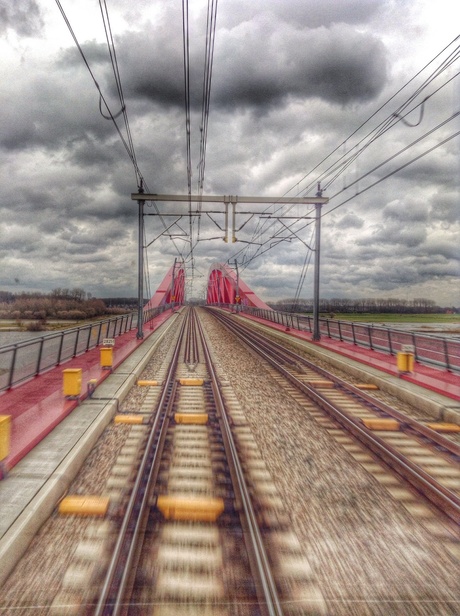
<box><xmin>131</xmin><ymin>193</ymin><xmax>328</xmax><ymax>205</ymax></box>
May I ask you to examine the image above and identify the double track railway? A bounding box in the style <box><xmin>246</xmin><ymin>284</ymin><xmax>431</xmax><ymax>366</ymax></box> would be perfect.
<box><xmin>92</xmin><ymin>307</ymin><xmax>315</xmax><ymax>615</ymax></box>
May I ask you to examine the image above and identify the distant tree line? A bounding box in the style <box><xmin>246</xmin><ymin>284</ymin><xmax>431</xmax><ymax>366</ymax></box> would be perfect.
<box><xmin>0</xmin><ymin>288</ymin><xmax>129</xmax><ymax>325</ymax></box>
<box><xmin>270</xmin><ymin>297</ymin><xmax>457</xmax><ymax>314</ymax></box>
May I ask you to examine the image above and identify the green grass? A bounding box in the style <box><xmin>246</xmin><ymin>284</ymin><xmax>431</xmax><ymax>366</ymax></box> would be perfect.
<box><xmin>325</xmin><ymin>313</ymin><xmax>459</xmax><ymax>323</ymax></box>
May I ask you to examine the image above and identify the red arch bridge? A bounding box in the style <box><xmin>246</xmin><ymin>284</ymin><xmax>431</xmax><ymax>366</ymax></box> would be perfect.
<box><xmin>144</xmin><ymin>262</ymin><xmax>271</xmax><ymax>310</ymax></box>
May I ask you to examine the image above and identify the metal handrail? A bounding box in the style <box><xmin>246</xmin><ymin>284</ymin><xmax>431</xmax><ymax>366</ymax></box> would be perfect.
<box><xmin>214</xmin><ymin>303</ymin><xmax>460</xmax><ymax>373</ymax></box>
<box><xmin>0</xmin><ymin>304</ymin><xmax>177</xmax><ymax>392</ymax></box>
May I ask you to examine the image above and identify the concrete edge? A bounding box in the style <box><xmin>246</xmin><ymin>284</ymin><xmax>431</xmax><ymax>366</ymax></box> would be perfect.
<box><xmin>0</xmin><ymin>398</ymin><xmax>117</xmax><ymax>586</ymax></box>
<box><xmin>0</xmin><ymin>313</ymin><xmax>178</xmax><ymax>586</ymax></box>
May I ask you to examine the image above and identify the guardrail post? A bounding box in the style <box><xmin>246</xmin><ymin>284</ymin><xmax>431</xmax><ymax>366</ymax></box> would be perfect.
<box><xmin>86</xmin><ymin>326</ymin><xmax>92</xmax><ymax>351</ymax></box>
<box><xmin>97</xmin><ymin>322</ymin><xmax>103</xmax><ymax>346</ymax></box>
<box><xmin>57</xmin><ymin>333</ymin><xmax>65</xmax><ymax>365</ymax></box>
<box><xmin>412</xmin><ymin>333</ymin><xmax>419</xmax><ymax>361</ymax></box>
<box><xmin>338</xmin><ymin>321</ymin><xmax>343</xmax><ymax>341</ymax></box>
<box><xmin>73</xmin><ymin>329</ymin><xmax>80</xmax><ymax>357</ymax></box>
<box><xmin>368</xmin><ymin>325</ymin><xmax>373</xmax><ymax>350</ymax></box>
<box><xmin>8</xmin><ymin>346</ymin><xmax>18</xmax><ymax>389</ymax></box>
<box><xmin>36</xmin><ymin>337</ymin><xmax>45</xmax><ymax>376</ymax></box>
<box><xmin>443</xmin><ymin>339</ymin><xmax>451</xmax><ymax>371</ymax></box>
<box><xmin>351</xmin><ymin>322</ymin><xmax>357</xmax><ymax>345</ymax></box>
<box><xmin>326</xmin><ymin>319</ymin><xmax>331</xmax><ymax>338</ymax></box>
<box><xmin>387</xmin><ymin>329</ymin><xmax>394</xmax><ymax>355</ymax></box>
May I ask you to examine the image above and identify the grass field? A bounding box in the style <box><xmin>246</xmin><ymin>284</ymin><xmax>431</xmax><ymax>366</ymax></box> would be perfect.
<box><xmin>326</xmin><ymin>313</ymin><xmax>459</xmax><ymax>323</ymax></box>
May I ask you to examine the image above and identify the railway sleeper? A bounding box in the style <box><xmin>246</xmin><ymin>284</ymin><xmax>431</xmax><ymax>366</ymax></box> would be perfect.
<box><xmin>160</xmin><ymin>522</ymin><xmax>221</xmax><ymax>547</ymax></box>
<box><xmin>156</xmin><ymin>544</ymin><xmax>223</xmax><ymax>572</ymax></box>
<box><xmin>155</xmin><ymin>570</ymin><xmax>225</xmax><ymax>601</ymax></box>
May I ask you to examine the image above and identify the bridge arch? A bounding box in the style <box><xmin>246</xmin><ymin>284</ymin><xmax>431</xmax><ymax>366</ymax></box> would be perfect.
<box><xmin>206</xmin><ymin>263</ymin><xmax>272</xmax><ymax>309</ymax></box>
<box><xmin>145</xmin><ymin>261</ymin><xmax>185</xmax><ymax>309</ymax></box>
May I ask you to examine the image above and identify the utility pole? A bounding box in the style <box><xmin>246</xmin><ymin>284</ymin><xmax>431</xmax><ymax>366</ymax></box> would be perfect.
<box><xmin>313</xmin><ymin>183</ymin><xmax>322</xmax><ymax>341</ymax></box>
<box><xmin>137</xmin><ymin>183</ymin><xmax>145</xmax><ymax>339</ymax></box>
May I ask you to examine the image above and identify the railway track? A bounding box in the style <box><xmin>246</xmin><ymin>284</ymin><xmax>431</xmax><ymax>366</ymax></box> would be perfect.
<box><xmin>209</xmin><ymin>308</ymin><xmax>460</xmax><ymax>537</ymax></box>
<box><xmin>83</xmin><ymin>307</ymin><xmax>321</xmax><ymax>615</ymax></box>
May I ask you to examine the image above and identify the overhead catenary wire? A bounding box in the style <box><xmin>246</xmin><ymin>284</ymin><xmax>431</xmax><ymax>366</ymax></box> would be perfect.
<box><xmin>328</xmin><ymin>111</ymin><xmax>460</xmax><ymax>200</ymax></box>
<box><xmin>180</xmin><ymin>0</ymin><xmax>219</xmax><ymax>294</ymax></box>
<box><xmin>54</xmin><ymin>0</ymin><xmax>142</xmax><ymax>187</ymax></box>
<box><xmin>197</xmin><ymin>0</ymin><xmax>218</xmax><ymax>196</ymax></box>
<box><xmin>231</xmin><ymin>36</ymin><xmax>460</xmax><ymax>276</ymax></box>
<box><xmin>99</xmin><ymin>0</ymin><xmax>140</xmax><ymax>186</ymax></box>
<box><xmin>181</xmin><ymin>0</ymin><xmax>195</xmax><ymax>287</ymax></box>
<box><xmin>319</xmin><ymin>65</ymin><xmax>460</xmax><ymax>194</ymax></box>
<box><xmin>323</xmin><ymin>128</ymin><xmax>460</xmax><ymax>218</ymax></box>
<box><xmin>193</xmin><ymin>0</ymin><xmax>219</xmax><ymax>258</ymax></box>
<box><xmin>55</xmin><ymin>0</ymin><xmax>186</xmax><ymax>294</ymax></box>
<box><xmin>292</xmin><ymin>35</ymin><xmax>460</xmax><ymax>198</ymax></box>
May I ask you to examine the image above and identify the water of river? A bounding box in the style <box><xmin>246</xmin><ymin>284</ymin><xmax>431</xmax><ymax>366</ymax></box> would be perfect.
<box><xmin>0</xmin><ymin>331</ymin><xmax>49</xmax><ymax>346</ymax></box>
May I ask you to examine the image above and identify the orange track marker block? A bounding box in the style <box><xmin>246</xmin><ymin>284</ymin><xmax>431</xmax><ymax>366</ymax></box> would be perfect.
<box><xmin>356</xmin><ymin>384</ymin><xmax>379</xmax><ymax>390</ymax></box>
<box><xmin>114</xmin><ymin>414</ymin><xmax>144</xmax><ymax>425</ymax></box>
<box><xmin>174</xmin><ymin>413</ymin><xmax>208</xmax><ymax>425</ymax></box>
<box><xmin>179</xmin><ymin>378</ymin><xmax>204</xmax><ymax>386</ymax></box>
<box><xmin>157</xmin><ymin>496</ymin><xmax>224</xmax><ymax>522</ymax></box>
<box><xmin>58</xmin><ymin>496</ymin><xmax>110</xmax><ymax>516</ymax></box>
<box><xmin>426</xmin><ymin>423</ymin><xmax>460</xmax><ymax>433</ymax></box>
<box><xmin>361</xmin><ymin>418</ymin><xmax>400</xmax><ymax>431</ymax></box>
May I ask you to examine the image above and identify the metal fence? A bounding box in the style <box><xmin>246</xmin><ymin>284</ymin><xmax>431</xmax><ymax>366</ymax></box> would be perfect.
<box><xmin>218</xmin><ymin>304</ymin><xmax>460</xmax><ymax>373</ymax></box>
<box><xmin>0</xmin><ymin>305</ymin><xmax>174</xmax><ymax>392</ymax></box>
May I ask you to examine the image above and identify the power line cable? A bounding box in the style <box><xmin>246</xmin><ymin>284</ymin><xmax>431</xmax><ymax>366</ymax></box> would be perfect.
<box><xmin>181</xmin><ymin>0</ymin><xmax>196</xmax><ymax>293</ymax></box>
<box><xmin>328</xmin><ymin>111</ymin><xmax>460</xmax><ymax>200</ymax></box>
<box><xmin>55</xmin><ymin>0</ymin><xmax>186</xmax><ymax>289</ymax></box>
<box><xmin>290</xmin><ymin>35</ymin><xmax>460</xmax><ymax>198</ymax></box>
<box><xmin>99</xmin><ymin>0</ymin><xmax>140</xmax><ymax>185</ymax></box>
<box><xmin>232</xmin><ymin>37</ymin><xmax>460</xmax><ymax>271</ymax></box>
<box><xmin>324</xmin><ymin>129</ymin><xmax>460</xmax><ymax>217</ymax></box>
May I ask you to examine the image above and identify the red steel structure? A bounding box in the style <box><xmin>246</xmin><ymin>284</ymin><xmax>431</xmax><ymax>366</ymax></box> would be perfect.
<box><xmin>144</xmin><ymin>261</ymin><xmax>185</xmax><ymax>309</ymax></box>
<box><xmin>206</xmin><ymin>263</ymin><xmax>272</xmax><ymax>309</ymax></box>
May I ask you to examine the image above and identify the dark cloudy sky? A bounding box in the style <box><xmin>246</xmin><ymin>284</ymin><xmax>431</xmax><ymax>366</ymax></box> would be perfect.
<box><xmin>0</xmin><ymin>0</ymin><xmax>458</xmax><ymax>306</ymax></box>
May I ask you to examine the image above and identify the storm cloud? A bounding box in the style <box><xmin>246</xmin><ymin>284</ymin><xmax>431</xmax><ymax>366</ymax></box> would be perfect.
<box><xmin>0</xmin><ymin>0</ymin><xmax>458</xmax><ymax>305</ymax></box>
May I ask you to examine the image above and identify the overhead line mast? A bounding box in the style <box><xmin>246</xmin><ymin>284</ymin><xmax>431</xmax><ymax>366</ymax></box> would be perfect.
<box><xmin>132</xmin><ymin>192</ymin><xmax>328</xmax><ymax>340</ymax></box>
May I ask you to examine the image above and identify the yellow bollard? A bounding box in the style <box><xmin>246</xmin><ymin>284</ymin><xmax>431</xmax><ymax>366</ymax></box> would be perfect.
<box><xmin>0</xmin><ymin>415</ymin><xmax>11</xmax><ymax>462</ymax></box>
<box><xmin>100</xmin><ymin>347</ymin><xmax>113</xmax><ymax>369</ymax></box>
<box><xmin>396</xmin><ymin>352</ymin><xmax>414</xmax><ymax>373</ymax></box>
<box><xmin>63</xmin><ymin>369</ymin><xmax>82</xmax><ymax>397</ymax></box>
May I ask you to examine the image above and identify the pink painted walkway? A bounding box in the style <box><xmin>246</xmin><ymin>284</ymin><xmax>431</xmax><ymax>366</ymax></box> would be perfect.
<box><xmin>0</xmin><ymin>310</ymin><xmax>175</xmax><ymax>471</ymax></box>
<box><xmin>239</xmin><ymin>312</ymin><xmax>460</xmax><ymax>402</ymax></box>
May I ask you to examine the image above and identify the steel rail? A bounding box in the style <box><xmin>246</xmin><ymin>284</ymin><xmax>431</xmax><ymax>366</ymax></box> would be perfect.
<box><xmin>212</xmin><ymin>310</ymin><xmax>460</xmax><ymax>529</ymax></box>
<box><xmin>196</xmin><ymin>312</ymin><xmax>284</xmax><ymax>616</ymax></box>
<box><xmin>217</xmin><ymin>311</ymin><xmax>460</xmax><ymax>459</ymax></box>
<box><xmin>94</xmin><ymin>313</ymin><xmax>188</xmax><ymax>616</ymax></box>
